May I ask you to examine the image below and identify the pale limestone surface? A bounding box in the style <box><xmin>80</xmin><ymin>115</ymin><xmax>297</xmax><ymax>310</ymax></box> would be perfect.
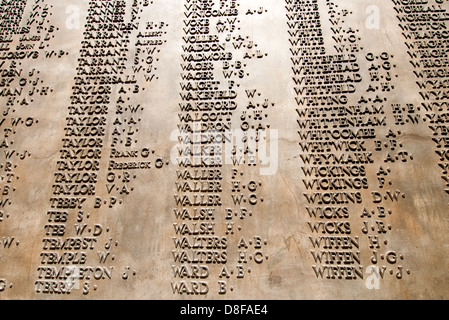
<box><xmin>0</xmin><ymin>0</ymin><xmax>448</xmax><ymax>300</ymax></box>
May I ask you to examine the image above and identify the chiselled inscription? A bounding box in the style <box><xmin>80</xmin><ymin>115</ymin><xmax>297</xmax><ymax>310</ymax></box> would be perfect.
<box><xmin>0</xmin><ymin>0</ymin><xmax>448</xmax><ymax>300</ymax></box>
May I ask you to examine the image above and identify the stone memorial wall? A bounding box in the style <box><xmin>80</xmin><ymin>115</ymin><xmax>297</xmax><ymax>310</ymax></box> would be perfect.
<box><xmin>0</xmin><ymin>0</ymin><xmax>448</xmax><ymax>300</ymax></box>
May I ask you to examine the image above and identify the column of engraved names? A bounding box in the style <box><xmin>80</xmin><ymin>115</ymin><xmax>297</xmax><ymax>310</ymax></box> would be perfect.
<box><xmin>0</xmin><ymin>0</ymin><xmax>29</xmax><ymax>294</ymax></box>
<box><xmin>0</xmin><ymin>0</ymin><xmax>29</xmax><ymax>261</ymax></box>
<box><xmin>285</xmin><ymin>0</ymin><xmax>390</xmax><ymax>281</ymax></box>
<box><xmin>35</xmin><ymin>0</ymin><xmax>129</xmax><ymax>295</ymax></box>
<box><xmin>221</xmin><ymin>1</ymin><xmax>272</xmax><ymax>295</ymax></box>
<box><xmin>285</xmin><ymin>0</ymin><xmax>413</xmax><ymax>284</ymax></box>
<box><xmin>0</xmin><ymin>0</ymin><xmax>26</xmax><ymax>36</ymax></box>
<box><xmin>392</xmin><ymin>0</ymin><xmax>449</xmax><ymax>195</ymax></box>
<box><xmin>172</xmin><ymin>0</ymin><xmax>272</xmax><ymax>296</ymax></box>
<box><xmin>104</xmin><ymin>0</ymin><xmax>169</xmax><ymax>283</ymax></box>
<box><xmin>0</xmin><ymin>0</ymin><xmax>62</xmax><ymax>294</ymax></box>
<box><xmin>172</xmin><ymin>0</ymin><xmax>234</xmax><ymax>296</ymax></box>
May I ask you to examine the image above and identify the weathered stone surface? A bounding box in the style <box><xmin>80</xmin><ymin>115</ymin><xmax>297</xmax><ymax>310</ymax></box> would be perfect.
<box><xmin>0</xmin><ymin>0</ymin><xmax>448</xmax><ymax>300</ymax></box>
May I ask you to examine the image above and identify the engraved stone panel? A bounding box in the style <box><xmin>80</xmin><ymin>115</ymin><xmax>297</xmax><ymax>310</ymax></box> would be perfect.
<box><xmin>0</xmin><ymin>0</ymin><xmax>448</xmax><ymax>300</ymax></box>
